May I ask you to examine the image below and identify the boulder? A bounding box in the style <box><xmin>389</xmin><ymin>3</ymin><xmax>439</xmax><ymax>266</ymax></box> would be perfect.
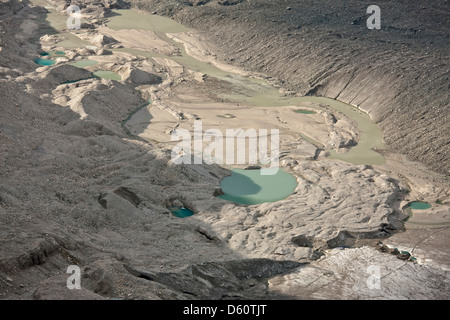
<box><xmin>90</xmin><ymin>34</ymin><xmax>118</xmax><ymax>48</ymax></box>
<box><xmin>40</xmin><ymin>64</ymin><xmax>92</xmax><ymax>84</ymax></box>
<box><xmin>123</xmin><ymin>67</ymin><xmax>162</xmax><ymax>86</ymax></box>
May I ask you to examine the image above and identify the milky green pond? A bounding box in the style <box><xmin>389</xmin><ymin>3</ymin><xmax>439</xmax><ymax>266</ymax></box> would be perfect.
<box><xmin>70</xmin><ymin>59</ymin><xmax>99</xmax><ymax>68</ymax></box>
<box><xmin>408</xmin><ymin>201</ymin><xmax>432</xmax><ymax>210</ymax></box>
<box><xmin>93</xmin><ymin>70</ymin><xmax>122</xmax><ymax>81</ymax></box>
<box><xmin>52</xmin><ymin>50</ymin><xmax>65</xmax><ymax>56</ymax></box>
<box><xmin>107</xmin><ymin>9</ymin><xmax>189</xmax><ymax>33</ymax></box>
<box><xmin>31</xmin><ymin>0</ymin><xmax>90</xmax><ymax>48</ymax></box>
<box><xmin>218</xmin><ymin>169</ymin><xmax>298</xmax><ymax>205</ymax></box>
<box><xmin>34</xmin><ymin>58</ymin><xmax>55</xmax><ymax>66</ymax></box>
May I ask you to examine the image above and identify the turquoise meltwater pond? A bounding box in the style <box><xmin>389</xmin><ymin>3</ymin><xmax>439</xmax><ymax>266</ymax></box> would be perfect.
<box><xmin>93</xmin><ymin>70</ymin><xmax>122</xmax><ymax>81</ymax></box>
<box><xmin>408</xmin><ymin>201</ymin><xmax>432</xmax><ymax>210</ymax></box>
<box><xmin>52</xmin><ymin>50</ymin><xmax>65</xmax><ymax>56</ymax></box>
<box><xmin>171</xmin><ymin>207</ymin><xmax>195</xmax><ymax>218</ymax></box>
<box><xmin>34</xmin><ymin>58</ymin><xmax>56</xmax><ymax>66</ymax></box>
<box><xmin>218</xmin><ymin>168</ymin><xmax>298</xmax><ymax>205</ymax></box>
<box><xmin>70</xmin><ymin>59</ymin><xmax>99</xmax><ymax>68</ymax></box>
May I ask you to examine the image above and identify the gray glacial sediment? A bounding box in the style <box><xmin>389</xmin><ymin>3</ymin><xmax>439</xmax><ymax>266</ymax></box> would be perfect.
<box><xmin>0</xmin><ymin>0</ymin><xmax>449</xmax><ymax>300</ymax></box>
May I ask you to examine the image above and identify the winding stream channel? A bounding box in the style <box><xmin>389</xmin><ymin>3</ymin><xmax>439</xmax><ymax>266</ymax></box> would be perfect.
<box><xmin>32</xmin><ymin>1</ymin><xmax>392</xmax><ymax>205</ymax></box>
<box><xmin>34</xmin><ymin>2</ymin><xmax>386</xmax><ymax>165</ymax></box>
<box><xmin>112</xmin><ymin>10</ymin><xmax>385</xmax><ymax>165</ymax></box>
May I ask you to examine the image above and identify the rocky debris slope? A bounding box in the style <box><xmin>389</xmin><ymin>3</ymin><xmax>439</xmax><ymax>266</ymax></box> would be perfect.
<box><xmin>124</xmin><ymin>259</ymin><xmax>303</xmax><ymax>299</ymax></box>
<box><xmin>268</xmin><ymin>245</ymin><xmax>450</xmax><ymax>300</ymax></box>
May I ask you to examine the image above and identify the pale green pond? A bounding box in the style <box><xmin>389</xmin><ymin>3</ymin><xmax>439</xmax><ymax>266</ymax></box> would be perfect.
<box><xmin>107</xmin><ymin>9</ymin><xmax>189</xmax><ymax>34</ymax></box>
<box><xmin>34</xmin><ymin>58</ymin><xmax>55</xmax><ymax>66</ymax></box>
<box><xmin>32</xmin><ymin>0</ymin><xmax>90</xmax><ymax>48</ymax></box>
<box><xmin>218</xmin><ymin>169</ymin><xmax>298</xmax><ymax>205</ymax></box>
<box><xmin>93</xmin><ymin>70</ymin><xmax>122</xmax><ymax>81</ymax></box>
<box><xmin>52</xmin><ymin>50</ymin><xmax>66</xmax><ymax>56</ymax></box>
<box><xmin>70</xmin><ymin>59</ymin><xmax>99</xmax><ymax>68</ymax></box>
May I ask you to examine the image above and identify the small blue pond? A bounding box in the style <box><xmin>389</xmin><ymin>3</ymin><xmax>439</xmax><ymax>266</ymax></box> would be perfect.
<box><xmin>408</xmin><ymin>201</ymin><xmax>432</xmax><ymax>210</ymax></box>
<box><xmin>170</xmin><ymin>207</ymin><xmax>194</xmax><ymax>218</ymax></box>
<box><xmin>34</xmin><ymin>58</ymin><xmax>56</xmax><ymax>66</ymax></box>
<box><xmin>52</xmin><ymin>51</ymin><xmax>66</xmax><ymax>56</ymax></box>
